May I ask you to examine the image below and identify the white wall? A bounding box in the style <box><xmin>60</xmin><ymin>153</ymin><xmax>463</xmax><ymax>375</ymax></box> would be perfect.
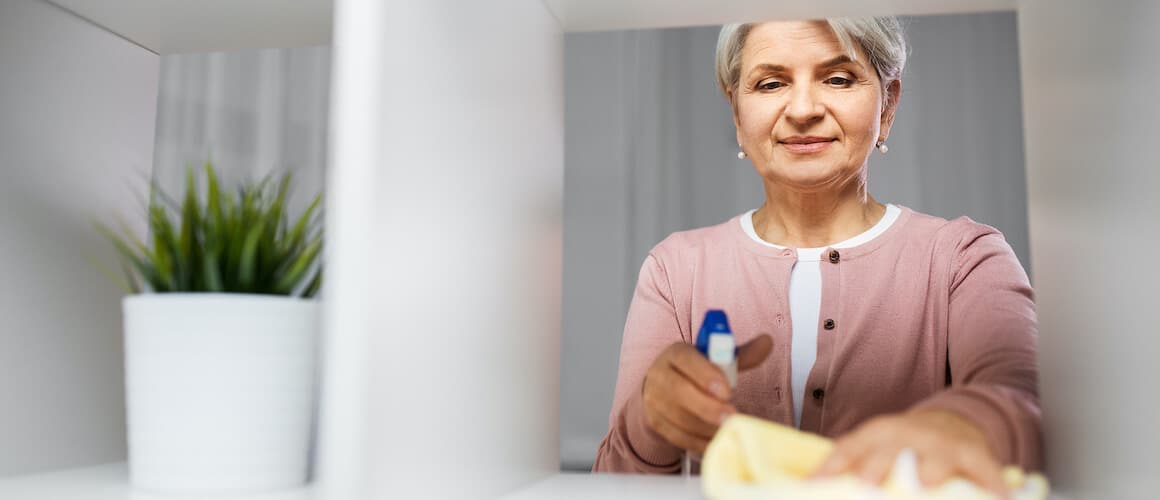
<box><xmin>0</xmin><ymin>0</ymin><xmax>159</xmax><ymax>476</ymax></box>
<box><xmin>1019</xmin><ymin>0</ymin><xmax>1160</xmax><ymax>496</ymax></box>
<box><xmin>318</xmin><ymin>0</ymin><xmax>563</xmax><ymax>497</ymax></box>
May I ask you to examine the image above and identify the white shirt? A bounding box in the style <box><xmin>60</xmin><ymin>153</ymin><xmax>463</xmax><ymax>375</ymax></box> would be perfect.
<box><xmin>739</xmin><ymin>204</ymin><xmax>901</xmax><ymax>428</ymax></box>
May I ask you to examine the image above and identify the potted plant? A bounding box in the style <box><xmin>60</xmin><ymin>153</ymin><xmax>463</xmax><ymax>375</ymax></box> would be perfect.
<box><xmin>99</xmin><ymin>163</ymin><xmax>323</xmax><ymax>494</ymax></box>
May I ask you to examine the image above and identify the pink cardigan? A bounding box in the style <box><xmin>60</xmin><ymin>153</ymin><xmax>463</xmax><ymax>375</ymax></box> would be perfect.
<box><xmin>592</xmin><ymin>206</ymin><xmax>1042</xmax><ymax>473</ymax></box>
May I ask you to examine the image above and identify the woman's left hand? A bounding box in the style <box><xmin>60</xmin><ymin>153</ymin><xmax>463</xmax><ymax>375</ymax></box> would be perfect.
<box><xmin>811</xmin><ymin>410</ymin><xmax>1007</xmax><ymax>496</ymax></box>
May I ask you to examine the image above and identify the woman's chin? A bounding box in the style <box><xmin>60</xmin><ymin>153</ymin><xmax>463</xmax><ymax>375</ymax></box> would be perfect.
<box><xmin>758</xmin><ymin>164</ymin><xmax>854</xmax><ymax>192</ymax></box>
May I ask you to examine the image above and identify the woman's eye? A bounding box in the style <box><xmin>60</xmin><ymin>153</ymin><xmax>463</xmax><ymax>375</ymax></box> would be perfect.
<box><xmin>758</xmin><ymin>81</ymin><xmax>784</xmax><ymax>90</ymax></box>
<box><xmin>826</xmin><ymin>76</ymin><xmax>853</xmax><ymax>86</ymax></box>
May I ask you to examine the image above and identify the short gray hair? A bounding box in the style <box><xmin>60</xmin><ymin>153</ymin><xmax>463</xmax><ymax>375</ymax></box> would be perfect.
<box><xmin>715</xmin><ymin>18</ymin><xmax>907</xmax><ymax>97</ymax></box>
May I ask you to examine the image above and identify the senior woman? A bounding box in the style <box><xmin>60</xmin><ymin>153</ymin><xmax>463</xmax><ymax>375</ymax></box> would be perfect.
<box><xmin>592</xmin><ymin>17</ymin><xmax>1040</xmax><ymax>494</ymax></box>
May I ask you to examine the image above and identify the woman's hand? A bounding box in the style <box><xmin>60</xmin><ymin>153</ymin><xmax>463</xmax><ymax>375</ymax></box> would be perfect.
<box><xmin>812</xmin><ymin>410</ymin><xmax>1007</xmax><ymax>496</ymax></box>
<box><xmin>640</xmin><ymin>335</ymin><xmax>773</xmax><ymax>454</ymax></box>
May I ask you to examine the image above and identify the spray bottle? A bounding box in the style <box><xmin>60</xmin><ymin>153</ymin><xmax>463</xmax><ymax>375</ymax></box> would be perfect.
<box><xmin>685</xmin><ymin>309</ymin><xmax>737</xmax><ymax>477</ymax></box>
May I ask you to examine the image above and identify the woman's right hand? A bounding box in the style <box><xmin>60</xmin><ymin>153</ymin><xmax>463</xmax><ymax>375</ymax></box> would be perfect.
<box><xmin>640</xmin><ymin>335</ymin><xmax>773</xmax><ymax>454</ymax></box>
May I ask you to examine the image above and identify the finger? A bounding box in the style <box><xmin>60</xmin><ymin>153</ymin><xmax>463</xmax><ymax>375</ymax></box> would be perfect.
<box><xmin>954</xmin><ymin>449</ymin><xmax>1008</xmax><ymax>498</ymax></box>
<box><xmin>669</xmin><ymin>370</ymin><xmax>736</xmax><ymax>432</ymax></box>
<box><xmin>812</xmin><ymin>448</ymin><xmax>852</xmax><ymax>478</ymax></box>
<box><xmin>647</xmin><ymin>382</ymin><xmax>729</xmax><ymax>442</ymax></box>
<box><xmin>642</xmin><ymin>364</ymin><xmax>733</xmax><ymax>440</ymax></box>
<box><xmin>856</xmin><ymin>451</ymin><xmax>897</xmax><ymax>486</ymax></box>
<box><xmin>736</xmin><ymin>334</ymin><xmax>773</xmax><ymax>371</ymax></box>
<box><xmin>666</xmin><ymin>344</ymin><xmax>731</xmax><ymax>400</ymax></box>
<box><xmin>916</xmin><ymin>455</ymin><xmax>954</xmax><ymax>490</ymax></box>
<box><xmin>812</xmin><ymin>436</ymin><xmax>872</xmax><ymax>478</ymax></box>
<box><xmin>670</xmin><ymin>404</ymin><xmax>725</xmax><ymax>441</ymax></box>
<box><xmin>650</xmin><ymin>409</ymin><xmax>712</xmax><ymax>454</ymax></box>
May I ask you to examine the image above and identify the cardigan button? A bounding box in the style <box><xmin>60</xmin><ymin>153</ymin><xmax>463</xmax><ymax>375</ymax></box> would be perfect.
<box><xmin>828</xmin><ymin>249</ymin><xmax>840</xmax><ymax>263</ymax></box>
<box><xmin>812</xmin><ymin>388</ymin><xmax>825</xmax><ymax>401</ymax></box>
<box><xmin>823</xmin><ymin>318</ymin><xmax>835</xmax><ymax>330</ymax></box>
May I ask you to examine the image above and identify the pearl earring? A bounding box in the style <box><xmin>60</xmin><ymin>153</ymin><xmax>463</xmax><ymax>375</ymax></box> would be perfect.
<box><xmin>876</xmin><ymin>140</ymin><xmax>889</xmax><ymax>153</ymax></box>
<box><xmin>737</xmin><ymin>150</ymin><xmax>747</xmax><ymax>159</ymax></box>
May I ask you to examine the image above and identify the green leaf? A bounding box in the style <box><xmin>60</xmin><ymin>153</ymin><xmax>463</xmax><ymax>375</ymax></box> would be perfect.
<box><xmin>286</xmin><ymin>195</ymin><xmax>321</xmax><ymax>252</ymax></box>
<box><xmin>202</xmin><ymin>248</ymin><xmax>224</xmax><ymax>293</ymax></box>
<box><xmin>149</xmin><ymin>201</ymin><xmax>179</xmax><ymax>291</ymax></box>
<box><xmin>94</xmin><ymin>222</ymin><xmax>159</xmax><ymax>291</ymax></box>
<box><xmin>179</xmin><ymin>167</ymin><xmax>203</xmax><ymax>290</ymax></box>
<box><xmin>205</xmin><ymin>162</ymin><xmax>224</xmax><ymax>235</ymax></box>
<box><xmin>273</xmin><ymin>234</ymin><xmax>322</xmax><ymax>294</ymax></box>
<box><xmin>237</xmin><ymin>218</ymin><xmax>266</xmax><ymax>291</ymax></box>
<box><xmin>120</xmin><ymin>261</ymin><xmax>143</xmax><ymax>294</ymax></box>
<box><xmin>301</xmin><ymin>267</ymin><xmax>323</xmax><ymax>298</ymax></box>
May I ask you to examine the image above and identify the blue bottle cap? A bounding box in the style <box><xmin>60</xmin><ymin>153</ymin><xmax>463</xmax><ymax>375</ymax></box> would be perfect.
<box><xmin>696</xmin><ymin>309</ymin><xmax>732</xmax><ymax>356</ymax></box>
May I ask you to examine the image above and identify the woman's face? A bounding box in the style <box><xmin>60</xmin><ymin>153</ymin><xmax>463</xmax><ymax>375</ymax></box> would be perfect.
<box><xmin>732</xmin><ymin>21</ymin><xmax>899</xmax><ymax>193</ymax></box>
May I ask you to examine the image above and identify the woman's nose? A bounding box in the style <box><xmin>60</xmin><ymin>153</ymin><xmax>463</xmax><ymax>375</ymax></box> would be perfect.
<box><xmin>784</xmin><ymin>85</ymin><xmax>824</xmax><ymax>124</ymax></box>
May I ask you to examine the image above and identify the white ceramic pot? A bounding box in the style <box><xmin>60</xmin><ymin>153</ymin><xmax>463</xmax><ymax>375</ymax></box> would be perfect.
<box><xmin>123</xmin><ymin>293</ymin><xmax>319</xmax><ymax>494</ymax></box>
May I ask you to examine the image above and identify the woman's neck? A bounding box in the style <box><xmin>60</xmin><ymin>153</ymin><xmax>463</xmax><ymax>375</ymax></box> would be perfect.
<box><xmin>753</xmin><ymin>179</ymin><xmax>886</xmax><ymax>248</ymax></box>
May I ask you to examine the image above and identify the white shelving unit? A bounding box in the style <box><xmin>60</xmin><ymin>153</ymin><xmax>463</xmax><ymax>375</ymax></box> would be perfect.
<box><xmin>2</xmin><ymin>0</ymin><xmax>1157</xmax><ymax>497</ymax></box>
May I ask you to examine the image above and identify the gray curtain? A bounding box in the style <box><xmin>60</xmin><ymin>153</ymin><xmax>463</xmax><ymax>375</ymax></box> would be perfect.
<box><xmin>561</xmin><ymin>12</ymin><xmax>1028</xmax><ymax>470</ymax></box>
<box><xmin>151</xmin><ymin>46</ymin><xmax>330</xmax><ymax>215</ymax></box>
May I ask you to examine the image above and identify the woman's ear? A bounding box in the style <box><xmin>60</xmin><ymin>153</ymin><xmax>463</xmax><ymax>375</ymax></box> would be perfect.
<box><xmin>879</xmin><ymin>79</ymin><xmax>902</xmax><ymax>139</ymax></box>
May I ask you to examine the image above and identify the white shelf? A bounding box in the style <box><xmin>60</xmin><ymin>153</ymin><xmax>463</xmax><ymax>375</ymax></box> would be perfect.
<box><xmin>0</xmin><ymin>464</ymin><xmax>710</xmax><ymax>500</ymax></box>
<box><xmin>0</xmin><ymin>464</ymin><xmax>705</xmax><ymax>500</ymax></box>
<box><xmin>0</xmin><ymin>465</ymin><xmax>1077</xmax><ymax>500</ymax></box>
<box><xmin>502</xmin><ymin>473</ymin><xmax>704</xmax><ymax>499</ymax></box>
<box><xmin>0</xmin><ymin>464</ymin><xmax>314</xmax><ymax>500</ymax></box>
<box><xmin>541</xmin><ymin>0</ymin><xmax>1017</xmax><ymax>32</ymax></box>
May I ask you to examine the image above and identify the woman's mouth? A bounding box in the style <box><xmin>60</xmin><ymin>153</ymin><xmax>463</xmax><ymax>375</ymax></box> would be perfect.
<box><xmin>779</xmin><ymin>136</ymin><xmax>835</xmax><ymax>155</ymax></box>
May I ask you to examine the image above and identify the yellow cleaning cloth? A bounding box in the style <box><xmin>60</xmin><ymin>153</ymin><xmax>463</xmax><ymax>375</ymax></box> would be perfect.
<box><xmin>701</xmin><ymin>414</ymin><xmax>1049</xmax><ymax>500</ymax></box>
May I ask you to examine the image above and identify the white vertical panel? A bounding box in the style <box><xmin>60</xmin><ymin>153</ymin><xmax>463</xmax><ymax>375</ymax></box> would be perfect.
<box><xmin>315</xmin><ymin>0</ymin><xmax>383</xmax><ymax>497</ymax></box>
<box><xmin>1019</xmin><ymin>0</ymin><xmax>1160</xmax><ymax>497</ymax></box>
<box><xmin>320</xmin><ymin>0</ymin><xmax>563</xmax><ymax>497</ymax></box>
